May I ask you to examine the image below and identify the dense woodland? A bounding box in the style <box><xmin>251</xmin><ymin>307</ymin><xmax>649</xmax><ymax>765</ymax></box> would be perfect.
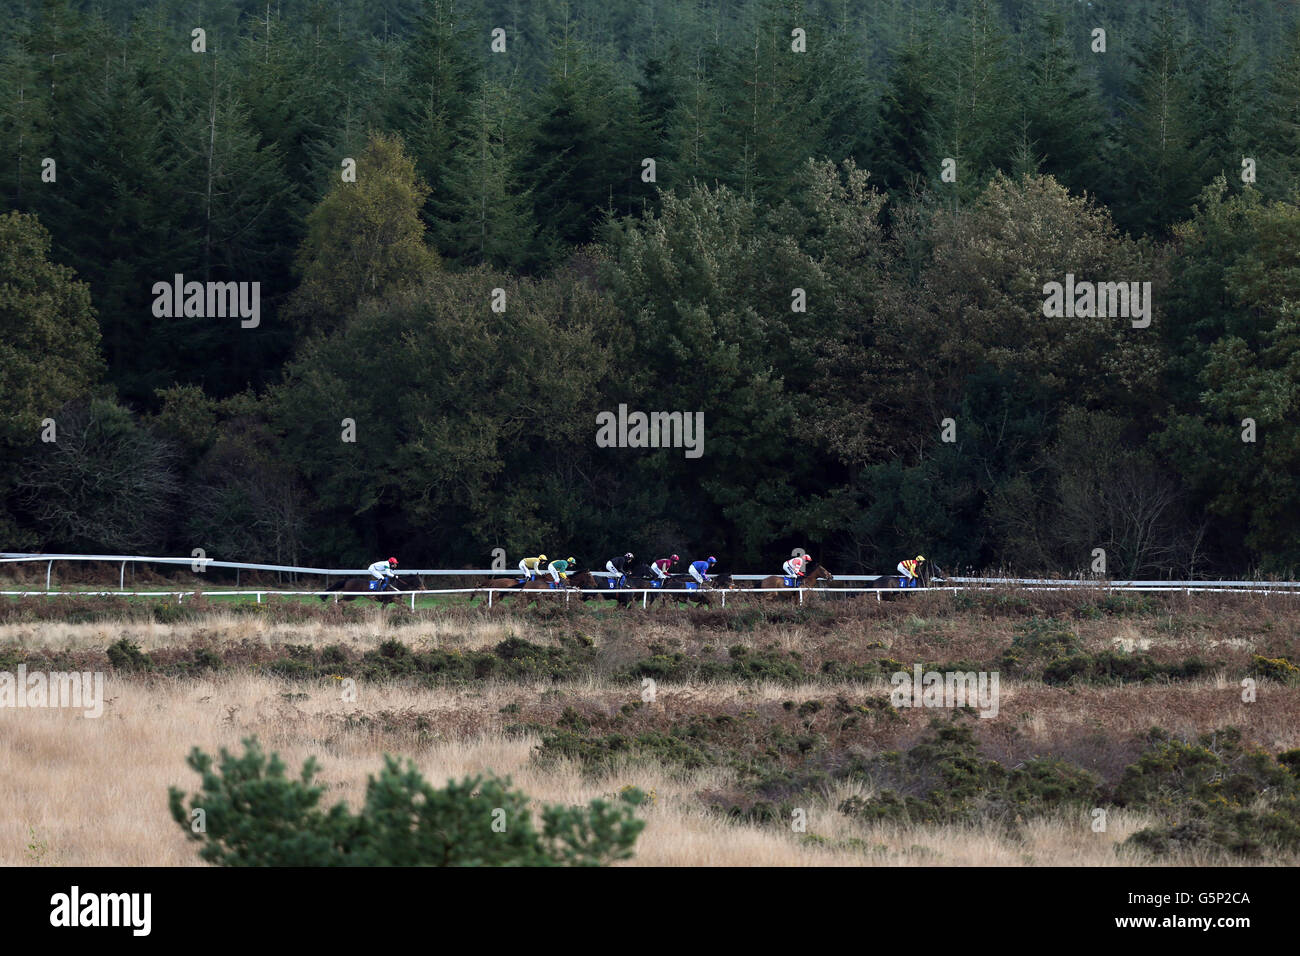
<box><xmin>4</xmin><ymin>0</ymin><xmax>1300</xmax><ymax>576</ymax></box>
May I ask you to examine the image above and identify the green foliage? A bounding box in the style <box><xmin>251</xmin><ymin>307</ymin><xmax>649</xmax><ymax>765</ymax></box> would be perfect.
<box><xmin>0</xmin><ymin>211</ymin><xmax>101</xmax><ymax>448</ymax></box>
<box><xmin>536</xmin><ymin>728</ymin><xmax>711</xmax><ymax>775</ymax></box>
<box><xmin>290</xmin><ymin>131</ymin><xmax>439</xmax><ymax>329</ymax></box>
<box><xmin>1112</xmin><ymin>3</ymin><xmax>1203</xmax><ymax>236</ymax></box>
<box><xmin>274</xmin><ymin>264</ymin><xmax>610</xmax><ymax>559</ymax></box>
<box><xmin>1018</xmin><ymin>9</ymin><xmax>1111</xmax><ymax>193</ymax></box>
<box><xmin>16</xmin><ymin>398</ymin><xmax>179</xmax><ymax>552</ymax></box>
<box><xmin>106</xmin><ymin>637</ymin><xmax>152</xmax><ymax>672</ymax></box>
<box><xmin>9</xmin><ymin>0</ymin><xmax>1300</xmax><ymax>574</ymax></box>
<box><xmin>169</xmin><ymin>737</ymin><xmax>644</xmax><ymax>866</ymax></box>
<box><xmin>998</xmin><ymin>617</ymin><xmax>1207</xmax><ymax>685</ymax></box>
<box><xmin>617</xmin><ymin>646</ymin><xmax>805</xmax><ymax>684</ymax></box>
<box><xmin>1117</xmin><ymin>727</ymin><xmax>1300</xmax><ymax>857</ymax></box>
<box><xmin>1009</xmin><ymin>617</ymin><xmax>1082</xmax><ymax>660</ymax></box>
<box><xmin>837</xmin><ymin>718</ymin><xmax>1102</xmax><ymax>826</ymax></box>
<box><xmin>1040</xmin><ymin>651</ymin><xmax>1207</xmax><ymax>686</ymax></box>
<box><xmin>258</xmin><ymin>635</ymin><xmax>597</xmax><ymax>686</ymax></box>
<box><xmin>1252</xmin><ymin>655</ymin><xmax>1300</xmax><ymax>683</ymax></box>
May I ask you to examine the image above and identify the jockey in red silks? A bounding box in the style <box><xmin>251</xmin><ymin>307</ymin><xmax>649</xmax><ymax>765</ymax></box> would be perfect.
<box><xmin>782</xmin><ymin>554</ymin><xmax>810</xmax><ymax>579</ymax></box>
<box><xmin>651</xmin><ymin>554</ymin><xmax>679</xmax><ymax>581</ymax></box>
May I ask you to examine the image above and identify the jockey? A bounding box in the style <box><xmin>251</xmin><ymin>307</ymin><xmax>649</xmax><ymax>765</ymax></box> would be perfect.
<box><xmin>368</xmin><ymin>556</ymin><xmax>398</xmax><ymax>590</ymax></box>
<box><xmin>651</xmin><ymin>554</ymin><xmax>680</xmax><ymax>580</ymax></box>
<box><xmin>547</xmin><ymin>557</ymin><xmax>576</xmax><ymax>584</ymax></box>
<box><xmin>518</xmin><ymin>554</ymin><xmax>548</xmax><ymax>581</ymax></box>
<box><xmin>782</xmin><ymin>554</ymin><xmax>810</xmax><ymax>579</ymax></box>
<box><xmin>689</xmin><ymin>556</ymin><xmax>716</xmax><ymax>585</ymax></box>
<box><xmin>605</xmin><ymin>552</ymin><xmax>634</xmax><ymax>587</ymax></box>
<box><xmin>897</xmin><ymin>555</ymin><xmax>925</xmax><ymax>587</ymax></box>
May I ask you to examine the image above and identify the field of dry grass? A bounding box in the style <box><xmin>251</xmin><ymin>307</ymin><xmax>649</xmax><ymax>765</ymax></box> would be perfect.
<box><xmin>3</xmin><ymin>672</ymin><xmax>1254</xmax><ymax>867</ymax></box>
<box><xmin>3</xmin><ymin>589</ymin><xmax>1298</xmax><ymax>866</ymax></box>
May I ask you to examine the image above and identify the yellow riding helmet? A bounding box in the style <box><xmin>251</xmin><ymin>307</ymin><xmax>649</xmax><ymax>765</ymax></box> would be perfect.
<box><xmin>567</xmin><ymin>557</ymin><xmax>576</xmax><ymax>564</ymax></box>
<box><xmin>538</xmin><ymin>554</ymin><xmax>548</xmax><ymax>562</ymax></box>
<box><xmin>916</xmin><ymin>555</ymin><xmax>925</xmax><ymax>562</ymax></box>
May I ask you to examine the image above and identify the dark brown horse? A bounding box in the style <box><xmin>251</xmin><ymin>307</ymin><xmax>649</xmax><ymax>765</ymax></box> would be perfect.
<box><xmin>319</xmin><ymin>575</ymin><xmax>424</xmax><ymax>604</ymax></box>
<box><xmin>652</xmin><ymin>573</ymin><xmax>735</xmax><ymax>608</ymax></box>
<box><xmin>583</xmin><ymin>569</ymin><xmax>648</xmax><ymax>608</ymax></box>
<box><xmin>476</xmin><ymin>570</ymin><xmax>596</xmax><ymax>606</ymax></box>
<box><xmin>756</xmin><ymin>563</ymin><xmax>835</xmax><ymax>598</ymax></box>
<box><xmin>867</xmin><ymin>561</ymin><xmax>939</xmax><ymax>590</ymax></box>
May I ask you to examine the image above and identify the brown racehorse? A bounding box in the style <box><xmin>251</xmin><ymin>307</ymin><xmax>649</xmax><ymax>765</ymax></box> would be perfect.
<box><xmin>653</xmin><ymin>572</ymin><xmax>736</xmax><ymax>608</ymax></box>
<box><xmin>319</xmin><ymin>575</ymin><xmax>424</xmax><ymax>604</ymax></box>
<box><xmin>866</xmin><ymin>561</ymin><xmax>938</xmax><ymax>590</ymax></box>
<box><xmin>476</xmin><ymin>570</ymin><xmax>596</xmax><ymax>606</ymax></box>
<box><xmin>756</xmin><ymin>563</ymin><xmax>834</xmax><ymax>599</ymax></box>
<box><xmin>859</xmin><ymin>561</ymin><xmax>943</xmax><ymax>601</ymax></box>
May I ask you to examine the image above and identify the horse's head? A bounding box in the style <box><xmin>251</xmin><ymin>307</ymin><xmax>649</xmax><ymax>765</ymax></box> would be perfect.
<box><xmin>809</xmin><ymin>564</ymin><xmax>833</xmax><ymax>583</ymax></box>
<box><xmin>569</xmin><ymin>570</ymin><xmax>596</xmax><ymax>588</ymax></box>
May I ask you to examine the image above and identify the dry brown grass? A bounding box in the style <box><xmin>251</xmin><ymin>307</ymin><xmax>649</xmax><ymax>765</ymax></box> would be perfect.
<box><xmin>1</xmin><ymin>670</ymin><xmax>1294</xmax><ymax>867</ymax></box>
<box><xmin>3</xmin><ymin>593</ymin><xmax>1298</xmax><ymax>866</ymax></box>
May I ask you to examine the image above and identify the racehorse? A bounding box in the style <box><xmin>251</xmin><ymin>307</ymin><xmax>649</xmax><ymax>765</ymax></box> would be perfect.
<box><xmin>867</xmin><ymin>561</ymin><xmax>943</xmax><ymax>590</ymax></box>
<box><xmin>475</xmin><ymin>570</ymin><xmax>596</xmax><ymax>606</ymax></box>
<box><xmin>756</xmin><ymin>563</ymin><xmax>835</xmax><ymax>599</ymax></box>
<box><xmin>652</xmin><ymin>572</ymin><xmax>735</xmax><ymax>608</ymax></box>
<box><xmin>582</xmin><ymin>565</ymin><xmax>650</xmax><ymax>608</ymax></box>
<box><xmin>319</xmin><ymin>574</ymin><xmax>424</xmax><ymax>604</ymax></box>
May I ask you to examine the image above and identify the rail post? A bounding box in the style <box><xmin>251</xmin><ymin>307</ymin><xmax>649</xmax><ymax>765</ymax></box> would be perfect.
<box><xmin>643</xmin><ymin>590</ymin><xmax>648</xmax><ymax>609</ymax></box>
<box><xmin>798</xmin><ymin>588</ymin><xmax>804</xmax><ymax>605</ymax></box>
<box><xmin>411</xmin><ymin>592</ymin><xmax>416</xmax><ymax>610</ymax></box>
<box><xmin>256</xmin><ymin>592</ymin><xmax>262</xmax><ymax>604</ymax></box>
<box><xmin>46</xmin><ymin>560</ymin><xmax>53</xmax><ymax>591</ymax></box>
<box><xmin>488</xmin><ymin>589</ymin><xmax>493</xmax><ymax>608</ymax></box>
<box><xmin>721</xmin><ymin>590</ymin><xmax>726</xmax><ymax>607</ymax></box>
<box><xmin>120</xmin><ymin>561</ymin><xmax>126</xmax><ymax>590</ymax></box>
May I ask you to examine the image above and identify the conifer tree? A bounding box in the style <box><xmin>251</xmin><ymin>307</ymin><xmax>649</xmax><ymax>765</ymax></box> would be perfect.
<box><xmin>1113</xmin><ymin>2</ymin><xmax>1203</xmax><ymax>235</ymax></box>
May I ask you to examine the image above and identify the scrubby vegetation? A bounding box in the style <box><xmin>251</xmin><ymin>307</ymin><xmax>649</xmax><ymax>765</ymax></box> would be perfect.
<box><xmin>5</xmin><ymin>589</ymin><xmax>1298</xmax><ymax>865</ymax></box>
<box><xmin>169</xmin><ymin>738</ymin><xmax>645</xmax><ymax>866</ymax></box>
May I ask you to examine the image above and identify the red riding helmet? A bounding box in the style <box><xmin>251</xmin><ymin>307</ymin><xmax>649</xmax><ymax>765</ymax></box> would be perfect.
<box><xmin>388</xmin><ymin>557</ymin><xmax>398</xmax><ymax>566</ymax></box>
